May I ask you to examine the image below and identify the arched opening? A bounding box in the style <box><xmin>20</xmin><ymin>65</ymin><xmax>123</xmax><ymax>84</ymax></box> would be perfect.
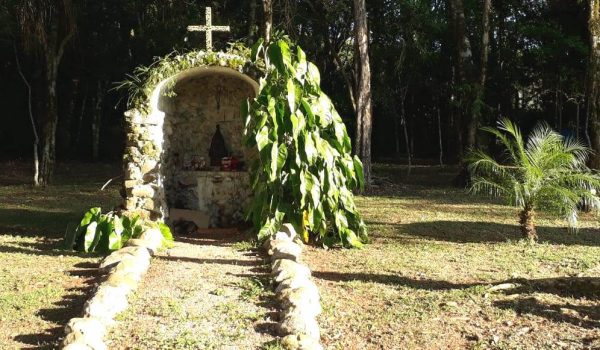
<box><xmin>154</xmin><ymin>67</ymin><xmax>258</xmax><ymax>228</ymax></box>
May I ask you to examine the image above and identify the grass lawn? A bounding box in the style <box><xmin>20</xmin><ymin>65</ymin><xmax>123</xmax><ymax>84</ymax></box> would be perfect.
<box><xmin>0</xmin><ymin>162</ymin><xmax>121</xmax><ymax>349</ymax></box>
<box><xmin>304</xmin><ymin>164</ymin><xmax>600</xmax><ymax>350</ymax></box>
<box><xmin>0</xmin><ymin>161</ymin><xmax>598</xmax><ymax>349</ymax></box>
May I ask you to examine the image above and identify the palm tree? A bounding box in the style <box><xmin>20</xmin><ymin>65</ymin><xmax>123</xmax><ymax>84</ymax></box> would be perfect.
<box><xmin>467</xmin><ymin>118</ymin><xmax>600</xmax><ymax>242</ymax></box>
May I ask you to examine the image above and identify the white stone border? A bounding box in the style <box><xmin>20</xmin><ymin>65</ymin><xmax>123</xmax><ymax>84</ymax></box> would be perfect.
<box><xmin>265</xmin><ymin>224</ymin><xmax>324</xmax><ymax>350</ymax></box>
<box><xmin>60</xmin><ymin>229</ymin><xmax>165</xmax><ymax>350</ymax></box>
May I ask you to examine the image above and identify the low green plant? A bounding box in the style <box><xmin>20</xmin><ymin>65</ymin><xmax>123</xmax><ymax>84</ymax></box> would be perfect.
<box><xmin>467</xmin><ymin>118</ymin><xmax>600</xmax><ymax>241</ymax></box>
<box><xmin>63</xmin><ymin>207</ymin><xmax>174</xmax><ymax>253</ymax></box>
<box><xmin>243</xmin><ymin>37</ymin><xmax>367</xmax><ymax>248</ymax></box>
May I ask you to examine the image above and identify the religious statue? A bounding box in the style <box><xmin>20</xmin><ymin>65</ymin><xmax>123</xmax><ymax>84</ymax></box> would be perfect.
<box><xmin>209</xmin><ymin>124</ymin><xmax>228</xmax><ymax>166</ymax></box>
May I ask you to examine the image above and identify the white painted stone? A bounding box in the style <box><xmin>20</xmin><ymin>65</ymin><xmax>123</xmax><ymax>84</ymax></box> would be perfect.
<box><xmin>141</xmin><ymin>159</ymin><xmax>158</xmax><ymax>174</ymax></box>
<box><xmin>275</xmin><ymin>275</ymin><xmax>314</xmax><ymax>294</ymax></box>
<box><xmin>131</xmin><ymin>185</ymin><xmax>155</xmax><ymax>198</ymax></box>
<box><xmin>279</xmin><ymin>223</ymin><xmax>297</xmax><ymax>240</ymax></box>
<box><xmin>280</xmin><ymin>287</ymin><xmax>322</xmax><ymax>317</ymax></box>
<box><xmin>109</xmin><ymin>254</ymin><xmax>151</xmax><ymax>276</ymax></box>
<box><xmin>278</xmin><ymin>312</ymin><xmax>321</xmax><ymax>339</ymax></box>
<box><xmin>281</xmin><ymin>334</ymin><xmax>324</xmax><ymax>350</ymax></box>
<box><xmin>84</xmin><ymin>285</ymin><xmax>129</xmax><ymax>321</ymax></box>
<box><xmin>124</xmin><ymin>163</ymin><xmax>141</xmax><ymax>180</ymax></box>
<box><xmin>126</xmin><ymin>238</ymin><xmax>157</xmax><ymax>255</ymax></box>
<box><xmin>272</xmin><ymin>259</ymin><xmax>310</xmax><ymax>276</ymax></box>
<box><xmin>139</xmin><ymin>228</ymin><xmax>164</xmax><ymax>252</ymax></box>
<box><xmin>274</xmin><ymin>262</ymin><xmax>311</xmax><ymax>283</ymax></box>
<box><xmin>99</xmin><ymin>246</ymin><xmax>151</xmax><ymax>272</ymax></box>
<box><xmin>65</xmin><ymin>318</ymin><xmax>106</xmax><ymax>341</ymax></box>
<box><xmin>270</xmin><ymin>241</ymin><xmax>302</xmax><ymax>261</ymax></box>
<box><xmin>61</xmin><ymin>331</ymin><xmax>107</xmax><ymax>350</ymax></box>
<box><xmin>103</xmin><ymin>271</ymin><xmax>141</xmax><ymax>291</ymax></box>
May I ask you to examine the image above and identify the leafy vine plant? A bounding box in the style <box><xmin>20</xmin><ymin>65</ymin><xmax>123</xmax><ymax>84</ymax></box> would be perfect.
<box><xmin>243</xmin><ymin>36</ymin><xmax>368</xmax><ymax>248</ymax></box>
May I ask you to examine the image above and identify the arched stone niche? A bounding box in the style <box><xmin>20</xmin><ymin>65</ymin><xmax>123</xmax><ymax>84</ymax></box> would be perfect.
<box><xmin>123</xmin><ymin>66</ymin><xmax>258</xmax><ymax>227</ymax></box>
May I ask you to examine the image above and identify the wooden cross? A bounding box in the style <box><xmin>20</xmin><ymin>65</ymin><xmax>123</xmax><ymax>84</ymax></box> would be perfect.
<box><xmin>187</xmin><ymin>7</ymin><xmax>230</xmax><ymax>51</ymax></box>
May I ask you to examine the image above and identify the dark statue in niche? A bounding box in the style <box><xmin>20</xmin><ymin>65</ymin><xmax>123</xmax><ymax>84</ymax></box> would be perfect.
<box><xmin>209</xmin><ymin>124</ymin><xmax>228</xmax><ymax>166</ymax></box>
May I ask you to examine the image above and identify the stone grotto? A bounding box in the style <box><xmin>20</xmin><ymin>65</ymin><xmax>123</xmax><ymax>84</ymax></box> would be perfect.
<box><xmin>122</xmin><ymin>60</ymin><xmax>260</xmax><ymax>230</ymax></box>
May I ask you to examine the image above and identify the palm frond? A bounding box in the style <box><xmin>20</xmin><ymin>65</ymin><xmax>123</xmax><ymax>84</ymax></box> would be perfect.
<box><xmin>469</xmin><ymin>176</ymin><xmax>510</xmax><ymax>198</ymax></box>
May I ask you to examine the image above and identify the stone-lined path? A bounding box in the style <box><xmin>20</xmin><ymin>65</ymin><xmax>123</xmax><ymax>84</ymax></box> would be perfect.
<box><xmin>106</xmin><ymin>233</ymin><xmax>279</xmax><ymax>349</ymax></box>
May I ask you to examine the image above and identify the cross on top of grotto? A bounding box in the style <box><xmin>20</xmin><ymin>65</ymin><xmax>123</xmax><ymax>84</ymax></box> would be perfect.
<box><xmin>187</xmin><ymin>7</ymin><xmax>231</xmax><ymax>51</ymax></box>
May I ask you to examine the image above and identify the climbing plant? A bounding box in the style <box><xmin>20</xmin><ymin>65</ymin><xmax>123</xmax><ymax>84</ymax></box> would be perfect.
<box><xmin>243</xmin><ymin>38</ymin><xmax>367</xmax><ymax>248</ymax></box>
<box><xmin>117</xmin><ymin>43</ymin><xmax>263</xmax><ymax>113</ymax></box>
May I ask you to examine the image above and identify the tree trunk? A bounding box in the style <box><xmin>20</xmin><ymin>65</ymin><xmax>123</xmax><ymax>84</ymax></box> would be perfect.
<box><xmin>466</xmin><ymin>0</ymin><xmax>492</xmax><ymax>149</ymax></box>
<box><xmin>14</xmin><ymin>42</ymin><xmax>40</xmax><ymax>186</ymax></box>
<box><xmin>588</xmin><ymin>0</ymin><xmax>600</xmax><ymax>169</ymax></box>
<box><xmin>262</xmin><ymin>0</ymin><xmax>273</xmax><ymax>43</ymax></box>
<box><xmin>92</xmin><ymin>81</ymin><xmax>104</xmax><ymax>161</ymax></box>
<box><xmin>248</xmin><ymin>0</ymin><xmax>258</xmax><ymax>40</ymax></box>
<box><xmin>519</xmin><ymin>207</ymin><xmax>538</xmax><ymax>242</ymax></box>
<box><xmin>449</xmin><ymin>0</ymin><xmax>473</xmax><ymax>158</ymax></box>
<box><xmin>437</xmin><ymin>106</ymin><xmax>444</xmax><ymax>166</ymax></box>
<box><xmin>15</xmin><ymin>0</ymin><xmax>75</xmax><ymax>185</ymax></box>
<box><xmin>353</xmin><ymin>0</ymin><xmax>373</xmax><ymax>187</ymax></box>
<box><xmin>39</xmin><ymin>53</ymin><xmax>60</xmax><ymax>186</ymax></box>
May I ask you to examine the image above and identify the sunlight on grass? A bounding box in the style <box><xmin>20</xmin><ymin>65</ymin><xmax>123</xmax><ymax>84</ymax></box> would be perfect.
<box><xmin>305</xmin><ymin>164</ymin><xmax>600</xmax><ymax>350</ymax></box>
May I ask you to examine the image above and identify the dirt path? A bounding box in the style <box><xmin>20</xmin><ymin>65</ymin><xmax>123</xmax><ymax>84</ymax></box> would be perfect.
<box><xmin>107</xmin><ymin>233</ymin><xmax>279</xmax><ymax>350</ymax></box>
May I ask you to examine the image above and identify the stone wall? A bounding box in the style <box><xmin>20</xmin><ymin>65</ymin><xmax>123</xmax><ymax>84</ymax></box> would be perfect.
<box><xmin>122</xmin><ymin>67</ymin><xmax>258</xmax><ymax>222</ymax></box>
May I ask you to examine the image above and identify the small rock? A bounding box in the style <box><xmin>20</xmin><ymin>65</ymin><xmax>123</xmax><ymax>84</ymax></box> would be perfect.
<box><xmin>488</xmin><ymin>283</ymin><xmax>518</xmax><ymax>292</ymax></box>
<box><xmin>278</xmin><ymin>313</ymin><xmax>320</xmax><ymax>339</ymax></box>
<box><xmin>441</xmin><ymin>301</ymin><xmax>458</xmax><ymax>308</ymax></box>
<box><xmin>270</xmin><ymin>241</ymin><xmax>302</xmax><ymax>261</ymax></box>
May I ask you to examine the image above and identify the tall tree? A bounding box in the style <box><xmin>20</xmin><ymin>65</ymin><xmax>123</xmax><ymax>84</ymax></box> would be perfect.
<box><xmin>262</xmin><ymin>0</ymin><xmax>273</xmax><ymax>43</ymax></box>
<box><xmin>470</xmin><ymin>0</ymin><xmax>492</xmax><ymax>147</ymax></box>
<box><xmin>448</xmin><ymin>0</ymin><xmax>473</xmax><ymax>159</ymax></box>
<box><xmin>14</xmin><ymin>0</ymin><xmax>75</xmax><ymax>185</ymax></box>
<box><xmin>588</xmin><ymin>0</ymin><xmax>600</xmax><ymax>169</ymax></box>
<box><xmin>353</xmin><ymin>0</ymin><xmax>373</xmax><ymax>187</ymax></box>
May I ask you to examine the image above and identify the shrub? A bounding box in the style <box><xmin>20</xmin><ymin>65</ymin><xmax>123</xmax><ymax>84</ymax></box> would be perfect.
<box><xmin>467</xmin><ymin>118</ymin><xmax>600</xmax><ymax>241</ymax></box>
<box><xmin>63</xmin><ymin>207</ymin><xmax>174</xmax><ymax>253</ymax></box>
<box><xmin>243</xmin><ymin>37</ymin><xmax>367</xmax><ymax>248</ymax></box>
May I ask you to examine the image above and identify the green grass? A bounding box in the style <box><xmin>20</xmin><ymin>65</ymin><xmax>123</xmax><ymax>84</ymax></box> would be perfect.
<box><xmin>0</xmin><ymin>162</ymin><xmax>122</xmax><ymax>349</ymax></box>
<box><xmin>305</xmin><ymin>163</ymin><xmax>600</xmax><ymax>350</ymax></box>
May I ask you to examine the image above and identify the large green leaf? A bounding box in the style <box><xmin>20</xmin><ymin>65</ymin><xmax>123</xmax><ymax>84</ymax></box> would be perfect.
<box><xmin>287</xmin><ymin>78</ymin><xmax>296</xmax><ymax>112</ymax></box>
<box><xmin>83</xmin><ymin>221</ymin><xmax>98</xmax><ymax>253</ymax></box>
<box><xmin>256</xmin><ymin>126</ymin><xmax>270</xmax><ymax>151</ymax></box>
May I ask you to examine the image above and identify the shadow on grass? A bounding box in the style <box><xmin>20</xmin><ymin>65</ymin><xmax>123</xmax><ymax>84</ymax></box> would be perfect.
<box><xmin>313</xmin><ymin>270</ymin><xmax>600</xmax><ymax>328</ymax></box>
<box><xmin>494</xmin><ymin>297</ymin><xmax>600</xmax><ymax>329</ymax></box>
<box><xmin>0</xmin><ymin>239</ymin><xmax>96</xmax><ymax>258</ymax></box>
<box><xmin>0</xmin><ymin>208</ymin><xmax>77</xmax><ymax>238</ymax></box>
<box><xmin>368</xmin><ymin>220</ymin><xmax>600</xmax><ymax>246</ymax></box>
<box><xmin>13</xmin><ymin>266</ymin><xmax>99</xmax><ymax>349</ymax></box>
